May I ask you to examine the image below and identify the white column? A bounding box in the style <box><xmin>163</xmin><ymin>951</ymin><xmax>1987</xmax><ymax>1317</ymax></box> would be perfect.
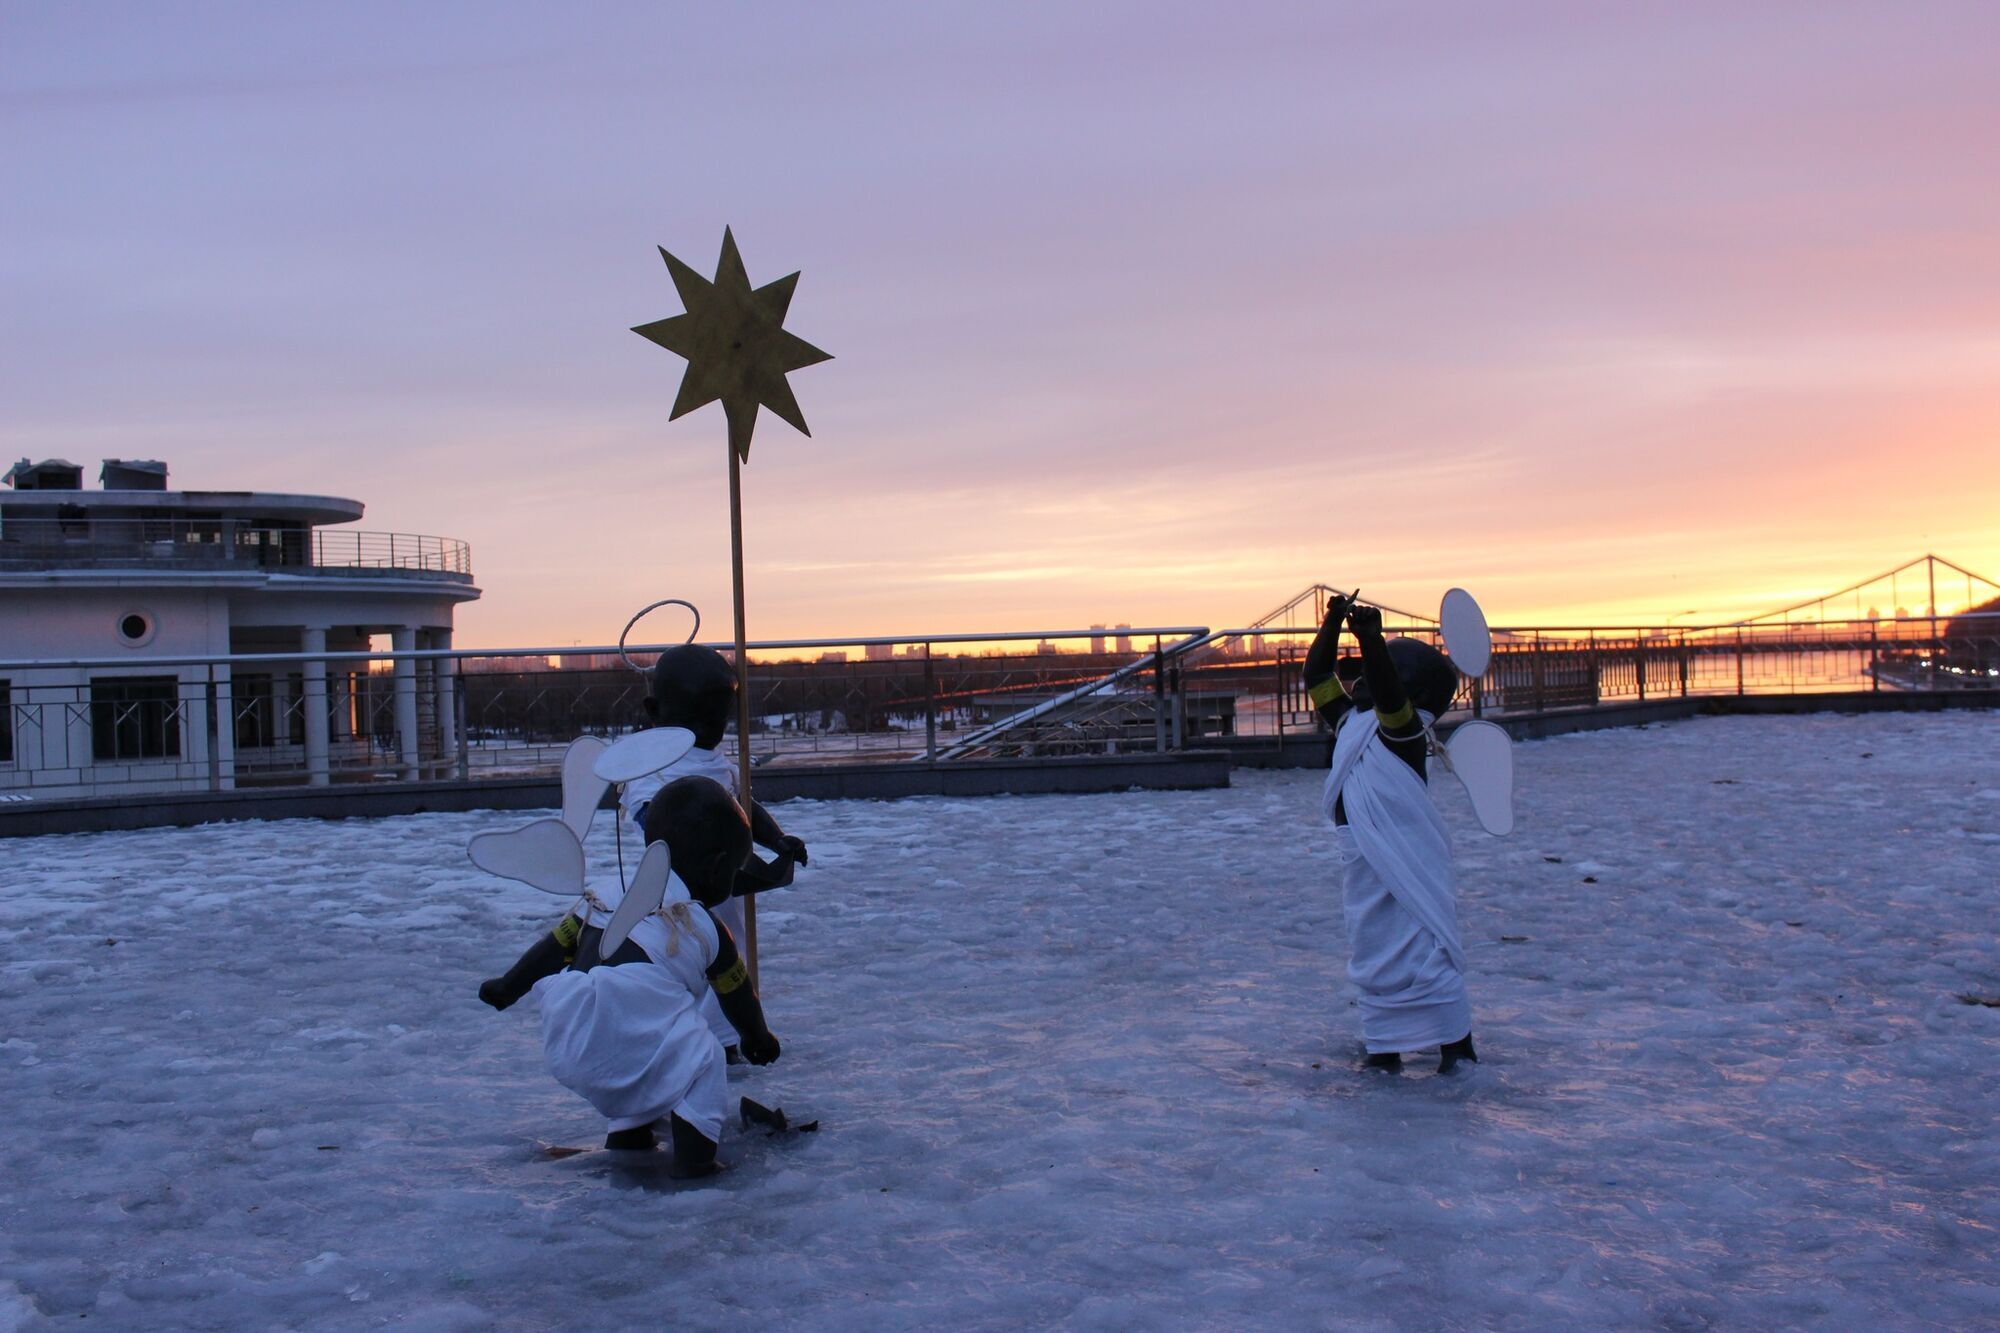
<box><xmin>301</xmin><ymin>626</ymin><xmax>330</xmax><ymax>787</ymax></box>
<box><xmin>415</xmin><ymin>635</ymin><xmax>436</xmax><ymax>770</ymax></box>
<box><xmin>269</xmin><ymin>670</ymin><xmax>293</xmax><ymax>752</ymax></box>
<box><xmin>431</xmin><ymin>627</ymin><xmax>460</xmax><ymax>779</ymax></box>
<box><xmin>213</xmin><ymin>663</ymin><xmax>237</xmax><ymax>791</ymax></box>
<box><xmin>330</xmin><ymin>653</ymin><xmax>354</xmax><ymax>742</ymax></box>
<box><xmin>392</xmin><ymin>627</ymin><xmax>420</xmax><ymax>781</ymax></box>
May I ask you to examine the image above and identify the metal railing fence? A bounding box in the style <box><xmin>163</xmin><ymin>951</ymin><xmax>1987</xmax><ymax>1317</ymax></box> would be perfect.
<box><xmin>1</xmin><ymin>615</ymin><xmax>1993</xmax><ymax>802</ymax></box>
<box><xmin>0</xmin><ymin>518</ymin><xmax>471</xmax><ymax>578</ymax></box>
<box><xmin>1177</xmin><ymin>612</ymin><xmax>2000</xmax><ymax>740</ymax></box>
<box><xmin>0</xmin><ymin>627</ymin><xmax>1205</xmax><ymax>799</ymax></box>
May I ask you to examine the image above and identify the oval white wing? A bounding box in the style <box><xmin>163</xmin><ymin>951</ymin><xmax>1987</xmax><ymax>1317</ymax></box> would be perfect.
<box><xmin>1440</xmin><ymin>587</ymin><xmax>1492</xmax><ymax>679</ymax></box>
<box><xmin>560</xmin><ymin>736</ymin><xmax>611</xmax><ymax>841</ymax></box>
<box><xmin>467</xmin><ymin>818</ymin><xmax>586</xmax><ymax>895</ymax></box>
<box><xmin>1445</xmin><ymin>720</ymin><xmax>1514</xmax><ymax>835</ymax></box>
<box><xmin>591</xmin><ymin>726</ymin><xmax>698</xmax><ymax>783</ymax></box>
<box><xmin>599</xmin><ymin>841</ymin><xmax>670</xmax><ymax>959</ymax></box>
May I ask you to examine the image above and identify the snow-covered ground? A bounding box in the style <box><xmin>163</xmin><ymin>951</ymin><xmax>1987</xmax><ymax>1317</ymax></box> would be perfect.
<box><xmin>3</xmin><ymin>713</ymin><xmax>1997</xmax><ymax>1330</ymax></box>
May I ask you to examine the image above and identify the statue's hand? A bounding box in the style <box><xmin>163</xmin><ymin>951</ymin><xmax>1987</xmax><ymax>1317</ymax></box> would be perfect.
<box><xmin>740</xmin><ymin>1031</ymin><xmax>781</xmax><ymax>1065</ymax></box>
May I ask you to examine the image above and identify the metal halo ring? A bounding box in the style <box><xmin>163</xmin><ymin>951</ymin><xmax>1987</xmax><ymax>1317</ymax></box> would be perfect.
<box><xmin>618</xmin><ymin>599</ymin><xmax>701</xmax><ymax>674</ymax></box>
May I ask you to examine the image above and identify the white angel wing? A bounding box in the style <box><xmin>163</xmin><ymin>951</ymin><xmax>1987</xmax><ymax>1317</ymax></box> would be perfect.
<box><xmin>1440</xmin><ymin>587</ymin><xmax>1492</xmax><ymax>679</ymax></box>
<box><xmin>559</xmin><ymin>736</ymin><xmax>611</xmax><ymax>841</ymax></box>
<box><xmin>1445</xmin><ymin>720</ymin><xmax>1514</xmax><ymax>835</ymax></box>
<box><xmin>599</xmin><ymin>840</ymin><xmax>671</xmax><ymax>959</ymax></box>
<box><xmin>467</xmin><ymin>817</ymin><xmax>586</xmax><ymax>895</ymax></box>
<box><xmin>592</xmin><ymin>726</ymin><xmax>698</xmax><ymax>783</ymax></box>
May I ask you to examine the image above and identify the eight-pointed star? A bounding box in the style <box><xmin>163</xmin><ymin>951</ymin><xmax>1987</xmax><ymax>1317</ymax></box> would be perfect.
<box><xmin>632</xmin><ymin>228</ymin><xmax>832</xmax><ymax>462</ymax></box>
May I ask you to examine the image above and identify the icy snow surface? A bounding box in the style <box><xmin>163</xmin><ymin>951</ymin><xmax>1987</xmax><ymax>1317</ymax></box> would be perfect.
<box><xmin>3</xmin><ymin>713</ymin><xmax>1998</xmax><ymax>1330</ymax></box>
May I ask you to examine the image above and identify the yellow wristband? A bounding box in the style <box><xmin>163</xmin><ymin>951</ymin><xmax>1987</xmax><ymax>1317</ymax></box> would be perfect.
<box><xmin>712</xmin><ymin>959</ymin><xmax>750</xmax><ymax>995</ymax></box>
<box><xmin>1307</xmin><ymin>676</ymin><xmax>1346</xmax><ymax>708</ymax></box>
<box><xmin>551</xmin><ymin>913</ymin><xmax>582</xmax><ymax>955</ymax></box>
<box><xmin>1377</xmin><ymin>701</ymin><xmax>1415</xmax><ymax>730</ymax></box>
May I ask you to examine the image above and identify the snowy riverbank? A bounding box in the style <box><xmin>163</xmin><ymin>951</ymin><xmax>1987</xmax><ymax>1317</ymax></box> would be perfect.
<box><xmin>4</xmin><ymin>713</ymin><xmax>1997</xmax><ymax>1329</ymax></box>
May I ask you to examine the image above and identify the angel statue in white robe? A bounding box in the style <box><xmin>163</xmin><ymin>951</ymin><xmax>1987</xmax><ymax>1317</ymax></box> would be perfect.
<box><xmin>1303</xmin><ymin>591</ymin><xmax>1513</xmax><ymax>1074</ymax></box>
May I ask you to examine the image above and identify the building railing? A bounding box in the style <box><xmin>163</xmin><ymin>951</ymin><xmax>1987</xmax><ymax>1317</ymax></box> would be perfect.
<box><xmin>0</xmin><ymin>517</ymin><xmax>471</xmax><ymax>579</ymax></box>
<box><xmin>0</xmin><ymin>627</ymin><xmax>1207</xmax><ymax>798</ymax></box>
<box><xmin>0</xmin><ymin>614</ymin><xmax>1993</xmax><ymax>803</ymax></box>
<box><xmin>1182</xmin><ymin>611</ymin><xmax>2000</xmax><ymax>739</ymax></box>
<box><xmin>310</xmin><ymin>529</ymin><xmax>472</xmax><ymax>576</ymax></box>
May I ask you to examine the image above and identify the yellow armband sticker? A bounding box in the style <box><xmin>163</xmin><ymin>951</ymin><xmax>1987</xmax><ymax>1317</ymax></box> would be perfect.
<box><xmin>551</xmin><ymin>913</ymin><xmax>582</xmax><ymax>958</ymax></box>
<box><xmin>1306</xmin><ymin>675</ymin><xmax>1346</xmax><ymax>708</ymax></box>
<box><xmin>1376</xmin><ymin>700</ymin><xmax>1415</xmax><ymax>731</ymax></box>
<box><xmin>712</xmin><ymin>958</ymin><xmax>750</xmax><ymax>995</ymax></box>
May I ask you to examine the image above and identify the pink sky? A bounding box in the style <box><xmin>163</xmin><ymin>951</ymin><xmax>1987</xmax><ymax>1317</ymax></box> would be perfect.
<box><xmin>4</xmin><ymin>2</ymin><xmax>1996</xmax><ymax>646</ymax></box>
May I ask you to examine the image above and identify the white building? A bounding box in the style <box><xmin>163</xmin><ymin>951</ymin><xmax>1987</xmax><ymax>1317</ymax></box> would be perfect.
<box><xmin>0</xmin><ymin>458</ymin><xmax>479</xmax><ymax>796</ymax></box>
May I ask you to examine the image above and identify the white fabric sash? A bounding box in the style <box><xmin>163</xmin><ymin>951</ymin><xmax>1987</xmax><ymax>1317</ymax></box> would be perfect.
<box><xmin>1321</xmin><ymin>709</ymin><xmax>1465</xmax><ymax>973</ymax></box>
<box><xmin>619</xmin><ymin>744</ymin><xmax>742</xmax><ymax>827</ymax></box>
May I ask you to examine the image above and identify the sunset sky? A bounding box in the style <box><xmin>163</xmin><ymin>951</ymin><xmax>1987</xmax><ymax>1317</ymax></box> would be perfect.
<box><xmin>5</xmin><ymin>2</ymin><xmax>1996</xmax><ymax>646</ymax></box>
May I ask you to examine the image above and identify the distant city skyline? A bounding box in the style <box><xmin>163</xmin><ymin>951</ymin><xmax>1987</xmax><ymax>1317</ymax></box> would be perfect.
<box><xmin>5</xmin><ymin>2</ymin><xmax>1996</xmax><ymax>647</ymax></box>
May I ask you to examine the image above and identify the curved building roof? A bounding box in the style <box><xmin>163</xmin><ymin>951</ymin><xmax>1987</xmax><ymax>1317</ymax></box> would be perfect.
<box><xmin>0</xmin><ymin>489</ymin><xmax>365</xmax><ymax>527</ymax></box>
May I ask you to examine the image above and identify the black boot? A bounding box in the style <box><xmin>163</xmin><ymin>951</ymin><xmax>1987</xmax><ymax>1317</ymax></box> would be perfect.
<box><xmin>1363</xmin><ymin>1051</ymin><xmax>1403</xmax><ymax>1073</ymax></box>
<box><xmin>1438</xmin><ymin>1032</ymin><xmax>1478</xmax><ymax>1074</ymax></box>
<box><xmin>667</xmin><ymin>1113</ymin><xmax>721</xmax><ymax>1179</ymax></box>
<box><xmin>604</xmin><ymin>1124</ymin><xmax>656</xmax><ymax>1151</ymax></box>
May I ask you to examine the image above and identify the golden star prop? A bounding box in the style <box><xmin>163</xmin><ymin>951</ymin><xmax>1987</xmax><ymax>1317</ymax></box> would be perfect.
<box><xmin>632</xmin><ymin>227</ymin><xmax>832</xmax><ymax>462</ymax></box>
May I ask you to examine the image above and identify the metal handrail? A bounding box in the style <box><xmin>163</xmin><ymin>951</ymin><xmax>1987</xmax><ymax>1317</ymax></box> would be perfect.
<box><xmin>0</xmin><ymin>626</ymin><xmax>1211</xmax><ymax>673</ymax></box>
<box><xmin>310</xmin><ymin>529</ymin><xmax>472</xmax><ymax>575</ymax></box>
<box><xmin>1201</xmin><ymin>612</ymin><xmax>2000</xmax><ymax>639</ymax></box>
<box><xmin>4</xmin><ymin>614</ymin><xmax>1994</xmax><ymax>806</ymax></box>
<box><xmin>7</xmin><ymin>615</ymin><xmax>1994</xmax><ymax>675</ymax></box>
<box><xmin>0</xmin><ymin>518</ymin><xmax>471</xmax><ymax>577</ymax></box>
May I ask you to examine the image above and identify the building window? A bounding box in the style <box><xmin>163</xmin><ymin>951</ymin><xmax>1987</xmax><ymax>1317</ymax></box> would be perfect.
<box><xmin>90</xmin><ymin>676</ymin><xmax>183</xmax><ymax>761</ymax></box>
<box><xmin>0</xmin><ymin>680</ymin><xmax>11</xmax><ymax>764</ymax></box>
<box><xmin>116</xmin><ymin>609</ymin><xmax>156</xmax><ymax>647</ymax></box>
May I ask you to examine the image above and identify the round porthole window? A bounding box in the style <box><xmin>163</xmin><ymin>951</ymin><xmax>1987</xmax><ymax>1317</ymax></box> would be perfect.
<box><xmin>116</xmin><ymin>610</ymin><xmax>157</xmax><ymax>647</ymax></box>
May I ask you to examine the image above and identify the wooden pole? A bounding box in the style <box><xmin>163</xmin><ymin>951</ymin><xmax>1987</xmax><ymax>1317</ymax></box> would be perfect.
<box><xmin>728</xmin><ymin>444</ymin><xmax>758</xmax><ymax>983</ymax></box>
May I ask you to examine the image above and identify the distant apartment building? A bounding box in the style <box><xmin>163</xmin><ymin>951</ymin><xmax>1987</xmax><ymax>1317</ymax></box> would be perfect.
<box><xmin>469</xmin><ymin>655</ymin><xmax>558</xmax><ymax>673</ymax></box>
<box><xmin>0</xmin><ymin>458</ymin><xmax>479</xmax><ymax>796</ymax></box>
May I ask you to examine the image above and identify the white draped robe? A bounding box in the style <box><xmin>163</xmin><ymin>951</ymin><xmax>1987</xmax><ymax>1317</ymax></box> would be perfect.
<box><xmin>533</xmin><ymin>884</ymin><xmax>730</xmax><ymax>1141</ymax></box>
<box><xmin>1321</xmin><ymin>707</ymin><xmax>1472</xmax><ymax>1053</ymax></box>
